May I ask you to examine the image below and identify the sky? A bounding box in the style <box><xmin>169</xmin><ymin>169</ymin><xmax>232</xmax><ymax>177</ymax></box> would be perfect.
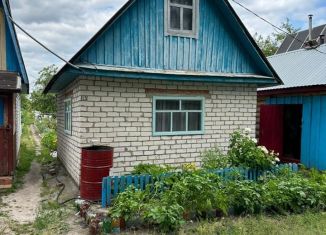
<box><xmin>9</xmin><ymin>0</ymin><xmax>326</xmax><ymax>89</ymax></box>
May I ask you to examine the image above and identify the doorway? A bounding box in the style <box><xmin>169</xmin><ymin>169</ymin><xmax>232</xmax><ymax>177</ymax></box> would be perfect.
<box><xmin>0</xmin><ymin>95</ymin><xmax>13</xmax><ymax>176</ymax></box>
<box><xmin>259</xmin><ymin>104</ymin><xmax>303</xmax><ymax>163</ymax></box>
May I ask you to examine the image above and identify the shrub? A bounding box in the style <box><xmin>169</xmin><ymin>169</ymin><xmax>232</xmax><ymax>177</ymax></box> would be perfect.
<box><xmin>132</xmin><ymin>164</ymin><xmax>175</xmax><ymax>177</ymax></box>
<box><xmin>261</xmin><ymin>174</ymin><xmax>326</xmax><ymax>213</ymax></box>
<box><xmin>201</xmin><ymin>147</ymin><xmax>230</xmax><ymax>169</ymax></box>
<box><xmin>110</xmin><ymin>186</ymin><xmax>145</xmax><ymax>221</ymax></box>
<box><xmin>225</xmin><ymin>180</ymin><xmax>263</xmax><ymax>215</ymax></box>
<box><xmin>166</xmin><ymin>171</ymin><xmax>228</xmax><ymax>215</ymax></box>
<box><xmin>41</xmin><ymin>130</ymin><xmax>57</xmax><ymax>152</ymax></box>
<box><xmin>143</xmin><ymin>199</ymin><xmax>185</xmax><ymax>233</ymax></box>
<box><xmin>228</xmin><ymin>129</ymin><xmax>279</xmax><ymax>170</ymax></box>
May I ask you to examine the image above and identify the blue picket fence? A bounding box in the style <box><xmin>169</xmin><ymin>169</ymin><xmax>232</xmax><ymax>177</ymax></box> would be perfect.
<box><xmin>101</xmin><ymin>163</ymin><xmax>299</xmax><ymax>207</ymax></box>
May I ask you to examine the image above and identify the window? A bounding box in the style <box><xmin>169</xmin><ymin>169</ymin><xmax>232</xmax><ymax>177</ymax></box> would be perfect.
<box><xmin>165</xmin><ymin>0</ymin><xmax>199</xmax><ymax>38</ymax></box>
<box><xmin>64</xmin><ymin>98</ymin><xmax>72</xmax><ymax>134</ymax></box>
<box><xmin>153</xmin><ymin>97</ymin><xmax>205</xmax><ymax>136</ymax></box>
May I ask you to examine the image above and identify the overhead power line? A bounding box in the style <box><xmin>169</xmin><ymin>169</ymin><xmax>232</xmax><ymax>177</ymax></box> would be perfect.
<box><xmin>6</xmin><ymin>14</ymin><xmax>82</xmax><ymax>70</ymax></box>
<box><xmin>230</xmin><ymin>0</ymin><xmax>326</xmax><ymax>55</ymax></box>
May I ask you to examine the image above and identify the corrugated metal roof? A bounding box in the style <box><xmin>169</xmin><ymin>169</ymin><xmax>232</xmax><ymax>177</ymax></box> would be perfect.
<box><xmin>260</xmin><ymin>44</ymin><xmax>326</xmax><ymax>91</ymax></box>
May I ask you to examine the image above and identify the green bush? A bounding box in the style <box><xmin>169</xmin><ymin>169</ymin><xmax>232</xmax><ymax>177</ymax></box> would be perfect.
<box><xmin>226</xmin><ymin>180</ymin><xmax>264</xmax><ymax>215</ymax></box>
<box><xmin>41</xmin><ymin>130</ymin><xmax>57</xmax><ymax>152</ymax></box>
<box><xmin>110</xmin><ymin>186</ymin><xmax>145</xmax><ymax>221</ymax></box>
<box><xmin>132</xmin><ymin>163</ymin><xmax>175</xmax><ymax>177</ymax></box>
<box><xmin>228</xmin><ymin>129</ymin><xmax>279</xmax><ymax>170</ymax></box>
<box><xmin>201</xmin><ymin>147</ymin><xmax>230</xmax><ymax>169</ymax></box>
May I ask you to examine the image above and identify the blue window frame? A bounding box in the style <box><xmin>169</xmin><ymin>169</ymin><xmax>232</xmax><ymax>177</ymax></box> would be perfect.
<box><xmin>0</xmin><ymin>97</ymin><xmax>4</xmax><ymax>126</ymax></box>
<box><xmin>64</xmin><ymin>98</ymin><xmax>72</xmax><ymax>134</ymax></box>
<box><xmin>153</xmin><ymin>96</ymin><xmax>205</xmax><ymax>136</ymax></box>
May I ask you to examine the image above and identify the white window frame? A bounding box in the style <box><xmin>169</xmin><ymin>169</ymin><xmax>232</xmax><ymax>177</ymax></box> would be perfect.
<box><xmin>64</xmin><ymin>98</ymin><xmax>72</xmax><ymax>135</ymax></box>
<box><xmin>165</xmin><ymin>0</ymin><xmax>199</xmax><ymax>38</ymax></box>
<box><xmin>152</xmin><ymin>96</ymin><xmax>205</xmax><ymax>136</ymax></box>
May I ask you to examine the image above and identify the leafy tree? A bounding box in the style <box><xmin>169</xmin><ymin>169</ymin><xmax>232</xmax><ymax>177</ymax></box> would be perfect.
<box><xmin>31</xmin><ymin>65</ymin><xmax>58</xmax><ymax>116</ymax></box>
<box><xmin>254</xmin><ymin>18</ymin><xmax>300</xmax><ymax>56</ymax></box>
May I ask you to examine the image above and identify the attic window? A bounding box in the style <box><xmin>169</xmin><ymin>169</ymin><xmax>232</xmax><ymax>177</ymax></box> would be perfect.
<box><xmin>165</xmin><ymin>0</ymin><xmax>199</xmax><ymax>38</ymax></box>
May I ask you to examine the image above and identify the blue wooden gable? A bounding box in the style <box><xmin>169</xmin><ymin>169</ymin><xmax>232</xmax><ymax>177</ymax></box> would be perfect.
<box><xmin>45</xmin><ymin>0</ymin><xmax>281</xmax><ymax>93</ymax></box>
<box><xmin>1</xmin><ymin>0</ymin><xmax>29</xmax><ymax>92</ymax></box>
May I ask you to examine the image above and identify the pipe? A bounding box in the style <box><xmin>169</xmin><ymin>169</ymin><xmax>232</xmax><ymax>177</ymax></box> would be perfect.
<box><xmin>320</xmin><ymin>35</ymin><xmax>325</xmax><ymax>45</ymax></box>
<box><xmin>309</xmin><ymin>14</ymin><xmax>313</xmax><ymax>41</ymax></box>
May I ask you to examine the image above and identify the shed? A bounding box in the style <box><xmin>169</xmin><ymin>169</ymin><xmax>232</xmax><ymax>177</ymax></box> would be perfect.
<box><xmin>258</xmin><ymin>44</ymin><xmax>326</xmax><ymax>170</ymax></box>
<box><xmin>44</xmin><ymin>0</ymin><xmax>281</xmax><ymax>184</ymax></box>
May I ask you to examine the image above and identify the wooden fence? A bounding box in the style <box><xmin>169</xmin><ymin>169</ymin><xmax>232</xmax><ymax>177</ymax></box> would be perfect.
<box><xmin>101</xmin><ymin>163</ymin><xmax>299</xmax><ymax>207</ymax></box>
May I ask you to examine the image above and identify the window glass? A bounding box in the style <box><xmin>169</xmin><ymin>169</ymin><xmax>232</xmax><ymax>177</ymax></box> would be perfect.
<box><xmin>156</xmin><ymin>100</ymin><xmax>179</xmax><ymax>110</ymax></box>
<box><xmin>170</xmin><ymin>6</ymin><xmax>181</xmax><ymax>30</ymax></box>
<box><xmin>166</xmin><ymin>0</ymin><xmax>197</xmax><ymax>37</ymax></box>
<box><xmin>188</xmin><ymin>112</ymin><xmax>201</xmax><ymax>131</ymax></box>
<box><xmin>183</xmin><ymin>8</ymin><xmax>193</xmax><ymax>31</ymax></box>
<box><xmin>173</xmin><ymin>112</ymin><xmax>186</xmax><ymax>131</ymax></box>
<box><xmin>171</xmin><ymin>0</ymin><xmax>193</xmax><ymax>6</ymax></box>
<box><xmin>156</xmin><ymin>112</ymin><xmax>171</xmax><ymax>132</ymax></box>
<box><xmin>182</xmin><ymin>100</ymin><xmax>201</xmax><ymax>110</ymax></box>
<box><xmin>154</xmin><ymin>97</ymin><xmax>204</xmax><ymax>135</ymax></box>
<box><xmin>64</xmin><ymin>99</ymin><xmax>72</xmax><ymax>133</ymax></box>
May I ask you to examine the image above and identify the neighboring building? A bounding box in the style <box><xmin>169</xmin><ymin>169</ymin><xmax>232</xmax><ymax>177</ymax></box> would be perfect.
<box><xmin>44</xmin><ymin>0</ymin><xmax>281</xmax><ymax>184</ymax></box>
<box><xmin>258</xmin><ymin>42</ymin><xmax>326</xmax><ymax>170</ymax></box>
<box><xmin>0</xmin><ymin>0</ymin><xmax>29</xmax><ymax>188</ymax></box>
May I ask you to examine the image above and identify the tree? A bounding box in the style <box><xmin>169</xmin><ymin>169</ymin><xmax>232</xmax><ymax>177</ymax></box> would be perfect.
<box><xmin>30</xmin><ymin>65</ymin><xmax>58</xmax><ymax>116</ymax></box>
<box><xmin>254</xmin><ymin>18</ymin><xmax>300</xmax><ymax>57</ymax></box>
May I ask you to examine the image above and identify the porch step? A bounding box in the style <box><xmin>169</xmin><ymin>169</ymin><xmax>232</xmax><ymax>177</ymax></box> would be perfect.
<box><xmin>0</xmin><ymin>176</ymin><xmax>13</xmax><ymax>189</ymax></box>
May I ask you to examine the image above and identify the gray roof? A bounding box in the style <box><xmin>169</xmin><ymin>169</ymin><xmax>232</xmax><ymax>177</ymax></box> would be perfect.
<box><xmin>261</xmin><ymin>44</ymin><xmax>326</xmax><ymax>91</ymax></box>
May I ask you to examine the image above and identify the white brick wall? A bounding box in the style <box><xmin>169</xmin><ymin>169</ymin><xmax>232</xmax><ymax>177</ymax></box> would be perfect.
<box><xmin>57</xmin><ymin>76</ymin><xmax>257</xmax><ymax>185</ymax></box>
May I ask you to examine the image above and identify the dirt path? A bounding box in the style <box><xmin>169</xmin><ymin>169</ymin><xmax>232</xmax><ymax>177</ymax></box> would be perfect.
<box><xmin>0</xmin><ymin>125</ymin><xmax>42</xmax><ymax>224</ymax></box>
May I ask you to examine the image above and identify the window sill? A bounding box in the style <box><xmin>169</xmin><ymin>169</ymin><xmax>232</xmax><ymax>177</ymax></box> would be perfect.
<box><xmin>153</xmin><ymin>131</ymin><xmax>205</xmax><ymax>137</ymax></box>
<box><xmin>64</xmin><ymin>130</ymin><xmax>72</xmax><ymax>136</ymax></box>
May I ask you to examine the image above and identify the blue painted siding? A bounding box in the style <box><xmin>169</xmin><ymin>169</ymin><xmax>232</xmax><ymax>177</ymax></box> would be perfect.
<box><xmin>77</xmin><ymin>0</ymin><xmax>268</xmax><ymax>75</ymax></box>
<box><xmin>5</xmin><ymin>19</ymin><xmax>20</xmax><ymax>73</ymax></box>
<box><xmin>267</xmin><ymin>95</ymin><xmax>326</xmax><ymax>170</ymax></box>
<box><xmin>0</xmin><ymin>98</ymin><xmax>4</xmax><ymax>126</ymax></box>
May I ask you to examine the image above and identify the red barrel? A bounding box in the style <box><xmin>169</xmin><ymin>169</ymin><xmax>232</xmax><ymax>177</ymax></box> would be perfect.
<box><xmin>80</xmin><ymin>146</ymin><xmax>114</xmax><ymax>201</ymax></box>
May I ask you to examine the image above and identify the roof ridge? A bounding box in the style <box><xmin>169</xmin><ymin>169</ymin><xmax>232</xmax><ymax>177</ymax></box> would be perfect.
<box><xmin>269</xmin><ymin>43</ymin><xmax>326</xmax><ymax>59</ymax></box>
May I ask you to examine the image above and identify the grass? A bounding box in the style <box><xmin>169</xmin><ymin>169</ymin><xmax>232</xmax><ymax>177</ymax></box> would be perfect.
<box><xmin>180</xmin><ymin>212</ymin><xmax>326</xmax><ymax>235</ymax></box>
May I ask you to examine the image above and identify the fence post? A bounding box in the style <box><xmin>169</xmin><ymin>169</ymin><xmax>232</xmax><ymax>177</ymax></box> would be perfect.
<box><xmin>102</xmin><ymin>177</ymin><xmax>107</xmax><ymax>208</ymax></box>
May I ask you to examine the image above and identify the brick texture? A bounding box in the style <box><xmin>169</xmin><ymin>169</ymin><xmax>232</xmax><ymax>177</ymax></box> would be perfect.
<box><xmin>57</xmin><ymin>76</ymin><xmax>257</xmax><ymax>185</ymax></box>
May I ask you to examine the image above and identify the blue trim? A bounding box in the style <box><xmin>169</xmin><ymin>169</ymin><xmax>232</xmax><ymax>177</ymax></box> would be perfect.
<box><xmin>0</xmin><ymin>97</ymin><xmax>4</xmax><ymax>126</ymax></box>
<box><xmin>64</xmin><ymin>98</ymin><xmax>72</xmax><ymax>135</ymax></box>
<box><xmin>1</xmin><ymin>0</ymin><xmax>29</xmax><ymax>91</ymax></box>
<box><xmin>49</xmin><ymin>67</ymin><xmax>277</xmax><ymax>93</ymax></box>
<box><xmin>152</xmin><ymin>96</ymin><xmax>205</xmax><ymax>136</ymax></box>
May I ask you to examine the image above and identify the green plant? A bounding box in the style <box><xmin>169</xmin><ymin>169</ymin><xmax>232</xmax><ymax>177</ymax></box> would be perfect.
<box><xmin>41</xmin><ymin>130</ymin><xmax>57</xmax><ymax>152</ymax></box>
<box><xmin>228</xmin><ymin>129</ymin><xmax>279</xmax><ymax>170</ymax></box>
<box><xmin>201</xmin><ymin>147</ymin><xmax>230</xmax><ymax>169</ymax></box>
<box><xmin>110</xmin><ymin>186</ymin><xmax>145</xmax><ymax>221</ymax></box>
<box><xmin>132</xmin><ymin>164</ymin><xmax>175</xmax><ymax>177</ymax></box>
<box><xmin>143</xmin><ymin>199</ymin><xmax>185</xmax><ymax>232</ymax></box>
<box><xmin>225</xmin><ymin>180</ymin><xmax>263</xmax><ymax>215</ymax></box>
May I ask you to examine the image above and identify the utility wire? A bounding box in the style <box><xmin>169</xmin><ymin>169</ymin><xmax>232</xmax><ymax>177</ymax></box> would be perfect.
<box><xmin>230</xmin><ymin>0</ymin><xmax>326</xmax><ymax>55</ymax></box>
<box><xmin>6</xmin><ymin>14</ymin><xmax>82</xmax><ymax>70</ymax></box>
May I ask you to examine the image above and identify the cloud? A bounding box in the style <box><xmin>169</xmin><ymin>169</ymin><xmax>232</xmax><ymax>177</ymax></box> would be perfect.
<box><xmin>9</xmin><ymin>0</ymin><xmax>326</xmax><ymax>89</ymax></box>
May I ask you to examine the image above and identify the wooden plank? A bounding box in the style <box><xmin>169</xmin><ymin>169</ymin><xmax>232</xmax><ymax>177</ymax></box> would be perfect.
<box><xmin>107</xmin><ymin>177</ymin><xmax>112</xmax><ymax>207</ymax></box>
<box><xmin>102</xmin><ymin>177</ymin><xmax>107</xmax><ymax>208</ymax></box>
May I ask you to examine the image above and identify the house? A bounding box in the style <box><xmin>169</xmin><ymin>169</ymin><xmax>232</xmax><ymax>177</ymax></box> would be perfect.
<box><xmin>258</xmin><ymin>26</ymin><xmax>326</xmax><ymax>170</ymax></box>
<box><xmin>44</xmin><ymin>0</ymin><xmax>281</xmax><ymax>184</ymax></box>
<box><xmin>0</xmin><ymin>0</ymin><xmax>29</xmax><ymax>188</ymax></box>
